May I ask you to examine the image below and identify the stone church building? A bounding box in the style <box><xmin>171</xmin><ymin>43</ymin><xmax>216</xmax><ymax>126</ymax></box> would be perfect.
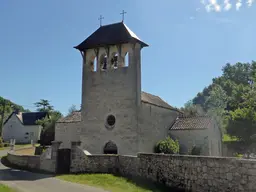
<box><xmin>56</xmin><ymin>22</ymin><xmax>222</xmax><ymax>156</ymax></box>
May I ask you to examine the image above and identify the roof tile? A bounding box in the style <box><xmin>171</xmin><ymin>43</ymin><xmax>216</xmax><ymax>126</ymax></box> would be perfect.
<box><xmin>170</xmin><ymin>116</ymin><xmax>212</xmax><ymax>130</ymax></box>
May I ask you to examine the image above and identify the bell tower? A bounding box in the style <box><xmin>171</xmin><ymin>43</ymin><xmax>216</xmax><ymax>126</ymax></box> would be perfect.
<box><xmin>74</xmin><ymin>22</ymin><xmax>148</xmax><ymax>155</ymax></box>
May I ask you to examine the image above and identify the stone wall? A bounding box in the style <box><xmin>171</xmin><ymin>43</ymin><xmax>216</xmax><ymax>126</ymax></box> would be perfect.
<box><xmin>55</xmin><ymin>122</ymin><xmax>81</xmax><ymax>149</ymax></box>
<box><xmin>7</xmin><ymin>152</ymin><xmax>40</xmax><ymax>169</ymax></box>
<box><xmin>138</xmin><ymin>102</ymin><xmax>179</xmax><ymax>153</ymax></box>
<box><xmin>70</xmin><ymin>145</ymin><xmax>256</xmax><ymax>192</ymax></box>
<box><xmin>6</xmin><ymin>141</ymin><xmax>61</xmax><ymax>174</ymax></box>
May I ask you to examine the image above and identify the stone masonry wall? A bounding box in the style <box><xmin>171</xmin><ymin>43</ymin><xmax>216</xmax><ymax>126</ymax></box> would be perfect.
<box><xmin>7</xmin><ymin>152</ymin><xmax>40</xmax><ymax>169</ymax></box>
<box><xmin>71</xmin><ymin>146</ymin><xmax>256</xmax><ymax>192</ymax></box>
<box><xmin>7</xmin><ymin>141</ymin><xmax>61</xmax><ymax>174</ymax></box>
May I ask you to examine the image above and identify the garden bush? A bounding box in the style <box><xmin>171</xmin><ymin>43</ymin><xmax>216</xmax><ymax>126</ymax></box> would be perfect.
<box><xmin>155</xmin><ymin>136</ymin><xmax>179</xmax><ymax>154</ymax></box>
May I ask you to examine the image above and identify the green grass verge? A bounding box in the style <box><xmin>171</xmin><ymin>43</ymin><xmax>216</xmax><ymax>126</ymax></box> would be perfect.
<box><xmin>0</xmin><ymin>184</ymin><xmax>15</xmax><ymax>192</ymax></box>
<box><xmin>58</xmin><ymin>174</ymin><xmax>182</xmax><ymax>192</ymax></box>
<box><xmin>222</xmin><ymin>134</ymin><xmax>239</xmax><ymax>142</ymax></box>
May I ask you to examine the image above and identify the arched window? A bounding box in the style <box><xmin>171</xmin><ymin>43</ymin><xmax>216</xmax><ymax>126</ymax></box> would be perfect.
<box><xmin>124</xmin><ymin>52</ymin><xmax>129</xmax><ymax>67</ymax></box>
<box><xmin>89</xmin><ymin>56</ymin><xmax>97</xmax><ymax>72</ymax></box>
<box><xmin>110</xmin><ymin>52</ymin><xmax>118</xmax><ymax>69</ymax></box>
<box><xmin>103</xmin><ymin>141</ymin><xmax>118</xmax><ymax>154</ymax></box>
<box><xmin>100</xmin><ymin>54</ymin><xmax>107</xmax><ymax>70</ymax></box>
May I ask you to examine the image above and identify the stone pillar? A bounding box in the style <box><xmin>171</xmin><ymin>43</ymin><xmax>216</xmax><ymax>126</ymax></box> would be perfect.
<box><xmin>51</xmin><ymin>141</ymin><xmax>62</xmax><ymax>173</ymax></box>
<box><xmin>70</xmin><ymin>141</ymin><xmax>81</xmax><ymax>173</ymax></box>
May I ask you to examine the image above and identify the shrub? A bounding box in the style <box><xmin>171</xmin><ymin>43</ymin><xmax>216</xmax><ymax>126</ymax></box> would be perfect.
<box><xmin>155</xmin><ymin>136</ymin><xmax>179</xmax><ymax>154</ymax></box>
<box><xmin>3</xmin><ymin>143</ymin><xmax>9</xmax><ymax>147</ymax></box>
<box><xmin>0</xmin><ymin>137</ymin><xmax>3</xmax><ymax>148</ymax></box>
<box><xmin>190</xmin><ymin>145</ymin><xmax>201</xmax><ymax>155</ymax></box>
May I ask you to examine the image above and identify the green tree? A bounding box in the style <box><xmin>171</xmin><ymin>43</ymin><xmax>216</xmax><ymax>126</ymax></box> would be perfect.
<box><xmin>189</xmin><ymin>61</ymin><xmax>256</xmax><ymax>139</ymax></box>
<box><xmin>34</xmin><ymin>100</ymin><xmax>62</xmax><ymax>146</ymax></box>
<box><xmin>180</xmin><ymin>100</ymin><xmax>205</xmax><ymax>116</ymax></box>
<box><xmin>34</xmin><ymin>99</ymin><xmax>53</xmax><ymax>112</ymax></box>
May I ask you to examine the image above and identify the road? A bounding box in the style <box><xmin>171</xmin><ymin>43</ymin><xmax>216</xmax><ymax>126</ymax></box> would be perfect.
<box><xmin>0</xmin><ymin>150</ymin><xmax>108</xmax><ymax>192</ymax></box>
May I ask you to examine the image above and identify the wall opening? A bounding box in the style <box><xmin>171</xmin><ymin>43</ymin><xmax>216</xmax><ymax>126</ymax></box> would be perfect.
<box><xmin>110</xmin><ymin>52</ymin><xmax>118</xmax><ymax>69</ymax></box>
<box><xmin>89</xmin><ymin>56</ymin><xmax>97</xmax><ymax>72</ymax></box>
<box><xmin>103</xmin><ymin>141</ymin><xmax>118</xmax><ymax>154</ymax></box>
<box><xmin>124</xmin><ymin>52</ymin><xmax>129</xmax><ymax>67</ymax></box>
<box><xmin>100</xmin><ymin>54</ymin><xmax>107</xmax><ymax>70</ymax></box>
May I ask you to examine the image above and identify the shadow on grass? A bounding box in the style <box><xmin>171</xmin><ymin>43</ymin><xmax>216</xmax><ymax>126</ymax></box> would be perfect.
<box><xmin>0</xmin><ymin>156</ymin><xmax>54</xmax><ymax>181</ymax></box>
<box><xmin>61</xmin><ymin>172</ymin><xmax>186</xmax><ymax>192</ymax></box>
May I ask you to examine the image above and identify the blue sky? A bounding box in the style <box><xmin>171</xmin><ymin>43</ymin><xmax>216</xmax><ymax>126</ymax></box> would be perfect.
<box><xmin>0</xmin><ymin>0</ymin><xmax>256</xmax><ymax>115</ymax></box>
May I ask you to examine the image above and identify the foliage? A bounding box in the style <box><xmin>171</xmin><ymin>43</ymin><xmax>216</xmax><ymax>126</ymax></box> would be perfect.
<box><xmin>0</xmin><ymin>137</ymin><xmax>3</xmax><ymax>148</ymax></box>
<box><xmin>234</xmin><ymin>153</ymin><xmax>243</xmax><ymax>158</ymax></box>
<box><xmin>0</xmin><ymin>184</ymin><xmax>15</xmax><ymax>192</ymax></box>
<box><xmin>155</xmin><ymin>136</ymin><xmax>179</xmax><ymax>154</ymax></box>
<box><xmin>35</xmin><ymin>100</ymin><xmax>62</xmax><ymax>146</ymax></box>
<box><xmin>34</xmin><ymin>99</ymin><xmax>53</xmax><ymax>112</ymax></box>
<box><xmin>222</xmin><ymin>134</ymin><xmax>239</xmax><ymax>142</ymax></box>
<box><xmin>184</xmin><ymin>61</ymin><xmax>256</xmax><ymax>144</ymax></box>
<box><xmin>68</xmin><ymin>104</ymin><xmax>78</xmax><ymax>115</ymax></box>
<box><xmin>0</xmin><ymin>96</ymin><xmax>29</xmax><ymax>134</ymax></box>
<box><xmin>190</xmin><ymin>145</ymin><xmax>201</xmax><ymax>155</ymax></box>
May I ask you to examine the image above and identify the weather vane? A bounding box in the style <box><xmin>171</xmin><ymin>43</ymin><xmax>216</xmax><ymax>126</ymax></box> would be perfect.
<box><xmin>98</xmin><ymin>15</ymin><xmax>104</xmax><ymax>26</ymax></box>
<box><xmin>120</xmin><ymin>10</ymin><xmax>127</xmax><ymax>22</ymax></box>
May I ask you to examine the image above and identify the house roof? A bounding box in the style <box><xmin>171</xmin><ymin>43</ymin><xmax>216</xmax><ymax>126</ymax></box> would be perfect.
<box><xmin>57</xmin><ymin>92</ymin><xmax>181</xmax><ymax>123</ymax></box>
<box><xmin>4</xmin><ymin>112</ymin><xmax>48</xmax><ymax>126</ymax></box>
<box><xmin>141</xmin><ymin>92</ymin><xmax>181</xmax><ymax>112</ymax></box>
<box><xmin>170</xmin><ymin>116</ymin><xmax>212</xmax><ymax>130</ymax></box>
<box><xmin>74</xmin><ymin>22</ymin><xmax>148</xmax><ymax>51</ymax></box>
<box><xmin>57</xmin><ymin>111</ymin><xmax>81</xmax><ymax>123</ymax></box>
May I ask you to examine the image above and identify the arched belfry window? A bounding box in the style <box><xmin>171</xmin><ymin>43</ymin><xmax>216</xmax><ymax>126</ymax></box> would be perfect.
<box><xmin>110</xmin><ymin>52</ymin><xmax>118</xmax><ymax>69</ymax></box>
<box><xmin>100</xmin><ymin>54</ymin><xmax>107</xmax><ymax>70</ymax></box>
<box><xmin>89</xmin><ymin>56</ymin><xmax>97</xmax><ymax>72</ymax></box>
<box><xmin>103</xmin><ymin>141</ymin><xmax>118</xmax><ymax>154</ymax></box>
<box><xmin>124</xmin><ymin>52</ymin><xmax>129</xmax><ymax>67</ymax></box>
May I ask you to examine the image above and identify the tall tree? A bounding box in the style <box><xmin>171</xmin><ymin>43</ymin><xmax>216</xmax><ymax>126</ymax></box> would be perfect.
<box><xmin>34</xmin><ymin>99</ymin><xmax>62</xmax><ymax>145</ymax></box>
<box><xmin>34</xmin><ymin>99</ymin><xmax>53</xmax><ymax>112</ymax></box>
<box><xmin>188</xmin><ymin>61</ymin><xmax>256</xmax><ymax>142</ymax></box>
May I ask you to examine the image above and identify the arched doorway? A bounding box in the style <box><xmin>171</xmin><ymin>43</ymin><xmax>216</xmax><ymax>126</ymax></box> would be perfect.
<box><xmin>103</xmin><ymin>141</ymin><xmax>118</xmax><ymax>154</ymax></box>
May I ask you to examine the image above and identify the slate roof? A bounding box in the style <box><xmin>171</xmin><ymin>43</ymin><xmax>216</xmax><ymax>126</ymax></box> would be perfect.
<box><xmin>57</xmin><ymin>111</ymin><xmax>81</xmax><ymax>123</ymax></box>
<box><xmin>74</xmin><ymin>22</ymin><xmax>148</xmax><ymax>51</ymax></box>
<box><xmin>4</xmin><ymin>112</ymin><xmax>48</xmax><ymax>126</ymax></box>
<box><xmin>170</xmin><ymin>116</ymin><xmax>212</xmax><ymax>130</ymax></box>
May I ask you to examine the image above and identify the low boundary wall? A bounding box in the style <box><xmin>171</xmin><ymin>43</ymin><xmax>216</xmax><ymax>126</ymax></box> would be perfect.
<box><xmin>71</xmin><ymin>145</ymin><xmax>256</xmax><ymax>192</ymax></box>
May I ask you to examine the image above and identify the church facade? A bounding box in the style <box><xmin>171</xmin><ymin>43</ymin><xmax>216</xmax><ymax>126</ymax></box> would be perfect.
<box><xmin>56</xmin><ymin>22</ymin><xmax>222</xmax><ymax>156</ymax></box>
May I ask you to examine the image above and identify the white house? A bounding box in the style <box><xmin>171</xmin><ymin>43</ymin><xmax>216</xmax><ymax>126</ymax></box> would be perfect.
<box><xmin>2</xmin><ymin>111</ymin><xmax>48</xmax><ymax>144</ymax></box>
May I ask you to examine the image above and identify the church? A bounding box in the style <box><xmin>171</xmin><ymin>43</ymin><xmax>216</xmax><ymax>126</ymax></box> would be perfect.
<box><xmin>55</xmin><ymin>21</ymin><xmax>222</xmax><ymax>156</ymax></box>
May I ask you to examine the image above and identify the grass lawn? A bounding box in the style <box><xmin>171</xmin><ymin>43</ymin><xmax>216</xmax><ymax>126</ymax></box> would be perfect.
<box><xmin>58</xmin><ymin>174</ymin><xmax>176</xmax><ymax>192</ymax></box>
<box><xmin>0</xmin><ymin>143</ymin><xmax>39</xmax><ymax>151</ymax></box>
<box><xmin>0</xmin><ymin>184</ymin><xmax>15</xmax><ymax>192</ymax></box>
<box><xmin>222</xmin><ymin>134</ymin><xmax>239</xmax><ymax>142</ymax></box>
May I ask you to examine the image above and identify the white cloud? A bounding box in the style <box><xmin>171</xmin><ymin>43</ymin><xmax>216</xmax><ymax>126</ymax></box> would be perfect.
<box><xmin>200</xmin><ymin>0</ymin><xmax>255</xmax><ymax>12</ymax></box>
<box><xmin>247</xmin><ymin>0</ymin><xmax>255</xmax><ymax>6</ymax></box>
<box><xmin>236</xmin><ymin>0</ymin><xmax>242</xmax><ymax>10</ymax></box>
<box><xmin>224</xmin><ymin>0</ymin><xmax>232</xmax><ymax>10</ymax></box>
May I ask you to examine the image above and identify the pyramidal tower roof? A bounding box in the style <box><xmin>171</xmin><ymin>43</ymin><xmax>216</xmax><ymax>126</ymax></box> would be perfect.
<box><xmin>74</xmin><ymin>22</ymin><xmax>148</xmax><ymax>51</ymax></box>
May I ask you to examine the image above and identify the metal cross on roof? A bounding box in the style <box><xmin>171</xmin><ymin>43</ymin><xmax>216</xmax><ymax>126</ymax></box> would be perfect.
<box><xmin>98</xmin><ymin>15</ymin><xmax>104</xmax><ymax>26</ymax></box>
<box><xmin>120</xmin><ymin>10</ymin><xmax>127</xmax><ymax>22</ymax></box>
